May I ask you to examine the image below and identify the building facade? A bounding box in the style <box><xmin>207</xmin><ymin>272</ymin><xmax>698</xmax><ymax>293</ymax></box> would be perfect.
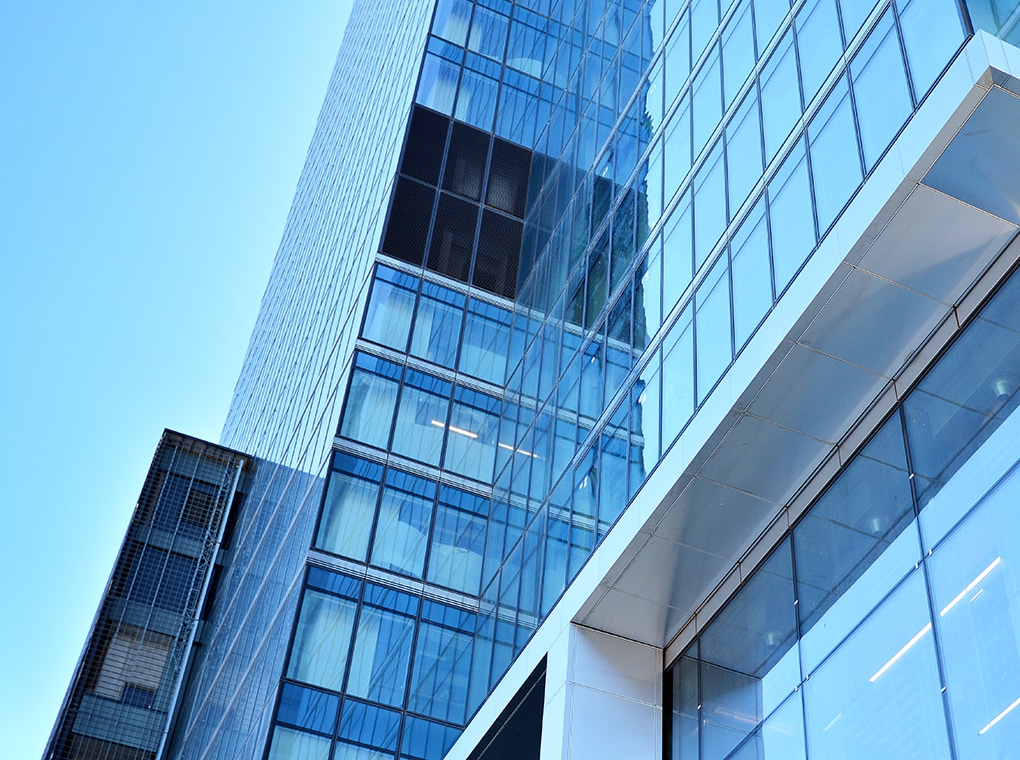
<box><xmin>49</xmin><ymin>0</ymin><xmax>1020</xmax><ymax>759</ymax></box>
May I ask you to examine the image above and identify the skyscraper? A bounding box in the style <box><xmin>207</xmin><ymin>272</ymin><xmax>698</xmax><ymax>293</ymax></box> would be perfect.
<box><xmin>49</xmin><ymin>1</ymin><xmax>1020</xmax><ymax>759</ymax></box>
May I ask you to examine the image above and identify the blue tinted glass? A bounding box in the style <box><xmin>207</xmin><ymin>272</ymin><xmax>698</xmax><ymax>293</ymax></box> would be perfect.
<box><xmin>754</xmin><ymin>0</ymin><xmax>789</xmax><ymax>52</ymax></box>
<box><xmin>693</xmin><ymin>142</ymin><xmax>726</xmax><ymax>271</ymax></box>
<box><xmin>722</xmin><ymin>0</ymin><xmax>755</xmax><ymax>107</ymax></box>
<box><xmin>692</xmin><ymin>45</ymin><xmax>722</xmax><ymax>155</ymax></box>
<box><xmin>898</xmin><ymin>0</ymin><xmax>964</xmax><ymax>99</ymax></box>
<box><xmin>730</xmin><ymin>200</ymin><xmax>772</xmax><ymax>349</ymax></box>
<box><xmin>662</xmin><ymin>306</ymin><xmax>694</xmax><ymax>444</ymax></box>
<box><xmin>362</xmin><ymin>271</ymin><xmax>417</xmax><ymax>351</ymax></box>
<box><xmin>662</xmin><ymin>191</ymin><xmax>693</xmax><ymax>314</ymax></box>
<box><xmin>338</xmin><ymin>700</ymin><xmax>401</xmax><ymax>751</ymax></box>
<box><xmin>401</xmin><ymin>716</ymin><xmax>462</xmax><ymax>760</ymax></box>
<box><xmin>760</xmin><ymin>32</ymin><xmax>801</xmax><ymax>163</ymax></box>
<box><xmin>664</xmin><ymin>97</ymin><xmax>692</xmax><ymax>204</ymax></box>
<box><xmin>767</xmin><ymin>139</ymin><xmax>815</xmax><ymax>292</ymax></box>
<box><xmin>809</xmin><ymin>77</ymin><xmax>862</xmax><ymax>232</ymax></box>
<box><xmin>417</xmin><ymin>53</ymin><xmax>459</xmax><ymax>114</ymax></box>
<box><xmin>695</xmin><ymin>254</ymin><xmax>731</xmax><ymax>402</ymax></box>
<box><xmin>726</xmin><ymin>91</ymin><xmax>763</xmax><ymax>214</ymax></box>
<box><xmin>306</xmin><ymin>567</ymin><xmax>361</xmax><ymax>600</ymax></box>
<box><xmin>347</xmin><ymin>606</ymin><xmax>415</xmax><ymax>707</ymax></box>
<box><xmin>277</xmin><ymin>683</ymin><xmax>339</xmax><ymax>736</ymax></box>
<box><xmin>410</xmin><ymin>283</ymin><xmax>464</xmax><ymax>369</ymax></box>
<box><xmin>795</xmin><ymin>0</ymin><xmax>844</xmax><ymax>104</ymax></box>
<box><xmin>408</xmin><ymin>622</ymin><xmax>473</xmax><ymax>723</ymax></box>
<box><xmin>851</xmin><ymin>11</ymin><xmax>912</xmax><ymax>170</ymax></box>
<box><xmin>460</xmin><ymin>299</ymin><xmax>511</xmax><ymax>384</ymax></box>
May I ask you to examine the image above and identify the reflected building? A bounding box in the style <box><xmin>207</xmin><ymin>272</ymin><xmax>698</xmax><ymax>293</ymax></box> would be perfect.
<box><xmin>47</xmin><ymin>1</ymin><xmax>1020</xmax><ymax>759</ymax></box>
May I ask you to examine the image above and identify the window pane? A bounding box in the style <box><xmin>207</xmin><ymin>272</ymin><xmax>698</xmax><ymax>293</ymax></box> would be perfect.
<box><xmin>767</xmin><ymin>140</ymin><xmax>815</xmax><ymax>293</ymax></box>
<box><xmin>692</xmin><ymin>45</ymin><xmax>722</xmax><ymax>155</ymax></box>
<box><xmin>287</xmin><ymin>590</ymin><xmax>357</xmax><ymax>691</ymax></box>
<box><xmin>459</xmin><ymin>299</ymin><xmax>510</xmax><ymax>384</ymax></box>
<box><xmin>347</xmin><ymin>606</ymin><xmax>416</xmax><ymax>707</ymax></box>
<box><xmin>693</xmin><ymin>142</ymin><xmax>726</xmax><ymax>271</ymax></box>
<box><xmin>662</xmin><ymin>191</ymin><xmax>693</xmax><ymax>314</ymax></box>
<box><xmin>695</xmin><ymin>254</ymin><xmax>731</xmax><ymax>402</ymax></box>
<box><xmin>340</xmin><ymin>358</ymin><xmax>400</xmax><ymax>449</ymax></box>
<box><xmin>428</xmin><ymin>491</ymin><xmax>486</xmax><ymax>594</ymax></box>
<box><xmin>371</xmin><ymin>476</ymin><xmax>434</xmax><ymax>578</ymax></box>
<box><xmin>276</xmin><ymin>683</ymin><xmax>339</xmax><ymax>736</ymax></box>
<box><xmin>795</xmin><ymin>0</ymin><xmax>843</xmax><ymax>104</ymax></box>
<box><xmin>851</xmin><ymin>11</ymin><xmax>912</xmax><ymax>170</ymax></box>
<box><xmin>726</xmin><ymin>91</ymin><xmax>763</xmax><ymax>214</ymax></box>
<box><xmin>410</xmin><ymin>283</ymin><xmax>464</xmax><ymax>369</ymax></box>
<box><xmin>338</xmin><ymin>700</ymin><xmax>401</xmax><ymax>752</ymax></box>
<box><xmin>809</xmin><ymin>77</ymin><xmax>862</xmax><ymax>233</ymax></box>
<box><xmin>662</xmin><ymin>306</ymin><xmax>694</xmax><ymax>445</ymax></box>
<box><xmin>408</xmin><ymin>622</ymin><xmax>473</xmax><ymax>723</ymax></box>
<box><xmin>722</xmin><ymin>0</ymin><xmax>755</xmax><ymax>107</ymax></box>
<box><xmin>316</xmin><ymin>465</ymin><xmax>381</xmax><ymax>562</ymax></box>
<box><xmin>417</xmin><ymin>53</ymin><xmax>459</xmax><ymax>115</ymax></box>
<box><xmin>362</xmin><ymin>268</ymin><xmax>417</xmax><ymax>351</ymax></box>
<box><xmin>760</xmin><ymin>32</ymin><xmax>801</xmax><ymax>163</ymax></box>
<box><xmin>391</xmin><ymin>371</ymin><xmax>450</xmax><ymax>466</ymax></box>
<box><xmin>268</xmin><ymin>727</ymin><xmax>331</xmax><ymax>760</ymax></box>
<box><xmin>899</xmin><ymin>0</ymin><xmax>964</xmax><ymax>99</ymax></box>
<box><xmin>803</xmin><ymin>571</ymin><xmax>950</xmax><ymax>758</ymax></box>
<box><xmin>930</xmin><ymin>464</ymin><xmax>1020</xmax><ymax>757</ymax></box>
<box><xmin>730</xmin><ymin>200</ymin><xmax>771</xmax><ymax>349</ymax></box>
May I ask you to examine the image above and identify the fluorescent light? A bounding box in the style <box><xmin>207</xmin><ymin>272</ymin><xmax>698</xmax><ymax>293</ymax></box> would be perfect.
<box><xmin>940</xmin><ymin>557</ymin><xmax>1001</xmax><ymax>617</ymax></box>
<box><xmin>448</xmin><ymin>424</ymin><xmax>478</xmax><ymax>439</ymax></box>
<box><xmin>430</xmin><ymin>419</ymin><xmax>445</xmax><ymax>429</ymax></box>
<box><xmin>979</xmin><ymin>694</ymin><xmax>1020</xmax><ymax>735</ymax></box>
<box><xmin>869</xmin><ymin>623</ymin><xmax>931</xmax><ymax>682</ymax></box>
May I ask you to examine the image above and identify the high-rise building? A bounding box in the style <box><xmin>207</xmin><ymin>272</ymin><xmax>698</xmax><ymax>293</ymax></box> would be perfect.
<box><xmin>48</xmin><ymin>1</ymin><xmax>1020</xmax><ymax>759</ymax></box>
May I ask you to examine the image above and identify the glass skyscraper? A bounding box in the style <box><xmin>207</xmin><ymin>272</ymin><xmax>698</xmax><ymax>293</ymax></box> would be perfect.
<box><xmin>48</xmin><ymin>1</ymin><xmax>1020</xmax><ymax>759</ymax></box>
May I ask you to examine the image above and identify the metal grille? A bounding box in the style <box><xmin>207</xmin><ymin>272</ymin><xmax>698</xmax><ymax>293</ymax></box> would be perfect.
<box><xmin>44</xmin><ymin>431</ymin><xmax>247</xmax><ymax>760</ymax></box>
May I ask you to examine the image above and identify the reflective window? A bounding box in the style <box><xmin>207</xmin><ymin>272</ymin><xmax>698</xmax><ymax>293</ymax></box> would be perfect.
<box><xmin>730</xmin><ymin>200</ymin><xmax>771</xmax><ymax>350</ymax></box>
<box><xmin>767</xmin><ymin>139</ymin><xmax>814</xmax><ymax>293</ymax></box>
<box><xmin>760</xmin><ymin>32</ymin><xmax>801</xmax><ymax>163</ymax></box>
<box><xmin>409</xmin><ymin>622</ymin><xmax>473</xmax><ymax>723</ymax></box>
<box><xmin>662</xmin><ymin>306</ymin><xmax>694</xmax><ymax>445</ymax></box>
<box><xmin>276</xmin><ymin>683</ymin><xmax>338</xmax><ymax>736</ymax></box>
<box><xmin>316</xmin><ymin>455</ymin><xmax>383</xmax><ymax>561</ymax></box>
<box><xmin>898</xmin><ymin>0</ymin><xmax>964</xmax><ymax>98</ymax></box>
<box><xmin>851</xmin><ymin>11</ymin><xmax>912</xmax><ymax>170</ymax></box>
<box><xmin>808</xmin><ymin>77</ymin><xmax>861</xmax><ymax>233</ymax></box>
<box><xmin>371</xmin><ymin>471</ymin><xmax>435</xmax><ymax>578</ymax></box>
<box><xmin>695</xmin><ymin>254</ymin><xmax>731</xmax><ymax>403</ymax></box>
<box><xmin>362</xmin><ymin>267</ymin><xmax>417</xmax><ymax>352</ymax></box>
<box><xmin>459</xmin><ymin>298</ymin><xmax>511</xmax><ymax>384</ymax></box>
<box><xmin>340</xmin><ymin>355</ymin><xmax>400</xmax><ymax>450</ymax></box>
<box><xmin>268</xmin><ymin>727</ymin><xmax>331</xmax><ymax>760</ymax></box>
<box><xmin>391</xmin><ymin>370</ymin><xmax>450</xmax><ymax>466</ymax></box>
<box><xmin>287</xmin><ymin>590</ymin><xmax>357</xmax><ymax>691</ymax></box>
<box><xmin>428</xmin><ymin>487</ymin><xmax>486</xmax><ymax>594</ymax></box>
<box><xmin>795</xmin><ymin>0</ymin><xmax>843</xmax><ymax>105</ymax></box>
<box><xmin>410</xmin><ymin>282</ymin><xmax>464</xmax><ymax>369</ymax></box>
<box><xmin>725</xmin><ymin>91</ymin><xmax>763</xmax><ymax>214</ymax></box>
<box><xmin>348</xmin><ymin>604</ymin><xmax>416</xmax><ymax>707</ymax></box>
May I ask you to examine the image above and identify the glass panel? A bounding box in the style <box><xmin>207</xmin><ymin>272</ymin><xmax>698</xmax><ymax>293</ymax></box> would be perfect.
<box><xmin>408</xmin><ymin>623</ymin><xmax>473</xmax><ymax>724</ymax></box>
<box><xmin>340</xmin><ymin>358</ymin><xmax>400</xmax><ymax>449</ymax></box>
<box><xmin>695</xmin><ymin>254</ymin><xmax>731</xmax><ymax>402</ymax></box>
<box><xmin>316</xmin><ymin>458</ymin><xmax>382</xmax><ymax>562</ymax></box>
<box><xmin>731</xmin><ymin>199</ymin><xmax>772</xmax><ymax>350</ymax></box>
<box><xmin>722</xmin><ymin>0</ymin><xmax>755</xmax><ymax>107</ymax></box>
<box><xmin>456</xmin><ymin>68</ymin><xmax>498</xmax><ymax>131</ymax></box>
<box><xmin>276</xmin><ymin>683</ymin><xmax>339</xmax><ymax>735</ymax></box>
<box><xmin>417</xmin><ymin>53</ymin><xmax>459</xmax><ymax>115</ymax></box>
<box><xmin>898</xmin><ymin>0</ymin><xmax>964</xmax><ymax>99</ymax></box>
<box><xmin>362</xmin><ymin>268</ymin><xmax>417</xmax><ymax>351</ymax></box>
<box><xmin>693</xmin><ymin>142</ymin><xmax>726</xmax><ymax>271</ymax></box>
<box><xmin>754</xmin><ymin>0</ymin><xmax>789</xmax><ymax>52</ymax></box>
<box><xmin>665</xmin><ymin>14</ymin><xmax>692</xmax><ymax>109</ymax></box>
<box><xmin>930</xmin><ymin>464</ymin><xmax>1020</xmax><ymax>758</ymax></box>
<box><xmin>802</xmin><ymin>571</ymin><xmax>951</xmax><ymax>759</ymax></box>
<box><xmin>445</xmin><ymin>388</ymin><xmax>500</xmax><ymax>482</ymax></box>
<box><xmin>333</xmin><ymin>743</ymin><xmax>392</xmax><ymax>760</ymax></box>
<box><xmin>669</xmin><ymin>651</ymin><xmax>700</xmax><ymax>759</ymax></box>
<box><xmin>267</xmin><ymin>727</ymin><xmax>331</xmax><ymax>760</ymax></box>
<box><xmin>428</xmin><ymin>488</ymin><xmax>486</xmax><ymax>594</ymax></box>
<box><xmin>851</xmin><ymin>10</ymin><xmax>912</xmax><ymax>170</ymax></box>
<box><xmin>662</xmin><ymin>191</ymin><xmax>694</xmax><ymax>314</ymax></box>
<box><xmin>391</xmin><ymin>370</ymin><xmax>450</xmax><ymax>466</ymax></box>
<box><xmin>337</xmin><ymin>700</ymin><xmax>400</xmax><ymax>752</ymax></box>
<box><xmin>371</xmin><ymin>473</ymin><xmax>435</xmax><ymax>578</ymax></box>
<box><xmin>410</xmin><ymin>283</ymin><xmax>464</xmax><ymax>369</ymax></box>
<box><xmin>347</xmin><ymin>606</ymin><xmax>416</xmax><ymax>707</ymax></box>
<box><xmin>726</xmin><ymin>91</ymin><xmax>763</xmax><ymax>214</ymax></box>
<box><xmin>809</xmin><ymin>76</ymin><xmax>862</xmax><ymax>233</ymax></box>
<box><xmin>460</xmin><ymin>299</ymin><xmax>510</xmax><ymax>384</ymax></box>
<box><xmin>401</xmin><ymin>715</ymin><xmax>462</xmax><ymax>760</ymax></box>
<box><xmin>795</xmin><ymin>0</ymin><xmax>843</xmax><ymax>105</ymax></box>
<box><xmin>760</xmin><ymin>32</ymin><xmax>801</xmax><ymax>163</ymax></box>
<box><xmin>767</xmin><ymin>139</ymin><xmax>814</xmax><ymax>293</ymax></box>
<box><xmin>664</xmin><ymin>97</ymin><xmax>692</xmax><ymax>205</ymax></box>
<box><xmin>431</xmin><ymin>0</ymin><xmax>472</xmax><ymax>45</ymax></box>
<box><xmin>662</xmin><ymin>306</ymin><xmax>695</xmax><ymax>445</ymax></box>
<box><xmin>287</xmin><ymin>589</ymin><xmax>357</xmax><ymax>691</ymax></box>
<box><xmin>692</xmin><ymin>44</ymin><xmax>722</xmax><ymax>155</ymax></box>
<box><xmin>468</xmin><ymin>6</ymin><xmax>509</xmax><ymax>59</ymax></box>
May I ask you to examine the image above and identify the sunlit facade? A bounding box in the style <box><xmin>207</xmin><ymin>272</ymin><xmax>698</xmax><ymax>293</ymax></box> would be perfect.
<box><xmin>49</xmin><ymin>1</ymin><xmax>1020</xmax><ymax>759</ymax></box>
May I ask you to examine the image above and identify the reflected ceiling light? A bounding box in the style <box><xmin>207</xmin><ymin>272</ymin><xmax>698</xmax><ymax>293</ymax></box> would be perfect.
<box><xmin>978</xmin><ymin>694</ymin><xmax>1020</xmax><ymax>735</ymax></box>
<box><xmin>497</xmin><ymin>442</ymin><xmax>541</xmax><ymax>459</ymax></box>
<box><xmin>430</xmin><ymin>420</ymin><xmax>479</xmax><ymax>438</ymax></box>
<box><xmin>869</xmin><ymin>623</ymin><xmax>932</xmax><ymax>682</ymax></box>
<box><xmin>940</xmin><ymin>557</ymin><xmax>1001</xmax><ymax>617</ymax></box>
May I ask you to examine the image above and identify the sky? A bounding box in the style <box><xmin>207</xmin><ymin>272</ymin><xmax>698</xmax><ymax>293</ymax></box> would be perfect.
<box><xmin>0</xmin><ymin>2</ymin><xmax>355</xmax><ymax>757</ymax></box>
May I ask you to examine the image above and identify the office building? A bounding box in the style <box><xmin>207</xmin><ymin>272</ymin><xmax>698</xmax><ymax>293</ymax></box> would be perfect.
<box><xmin>48</xmin><ymin>1</ymin><xmax>1020</xmax><ymax>759</ymax></box>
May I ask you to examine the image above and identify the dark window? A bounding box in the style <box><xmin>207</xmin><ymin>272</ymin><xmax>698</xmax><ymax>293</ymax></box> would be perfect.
<box><xmin>487</xmin><ymin>138</ymin><xmax>532</xmax><ymax>218</ymax></box>
<box><xmin>428</xmin><ymin>193</ymin><xmax>477</xmax><ymax>282</ymax></box>
<box><xmin>383</xmin><ymin>177</ymin><xmax>436</xmax><ymax>265</ymax></box>
<box><xmin>401</xmin><ymin>106</ymin><xmax>449</xmax><ymax>185</ymax></box>
<box><xmin>444</xmin><ymin>122</ymin><xmax>490</xmax><ymax>201</ymax></box>
<box><xmin>474</xmin><ymin>211</ymin><xmax>521</xmax><ymax>299</ymax></box>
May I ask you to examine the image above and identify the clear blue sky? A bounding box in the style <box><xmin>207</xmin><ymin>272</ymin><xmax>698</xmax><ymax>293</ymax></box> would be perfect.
<box><xmin>0</xmin><ymin>2</ymin><xmax>354</xmax><ymax>757</ymax></box>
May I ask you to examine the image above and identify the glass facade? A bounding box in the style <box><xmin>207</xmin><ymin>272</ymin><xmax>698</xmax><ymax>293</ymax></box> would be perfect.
<box><xmin>667</xmin><ymin>260</ymin><xmax>1020</xmax><ymax>759</ymax></box>
<box><xmin>52</xmin><ymin>0</ymin><xmax>1020</xmax><ymax>758</ymax></box>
